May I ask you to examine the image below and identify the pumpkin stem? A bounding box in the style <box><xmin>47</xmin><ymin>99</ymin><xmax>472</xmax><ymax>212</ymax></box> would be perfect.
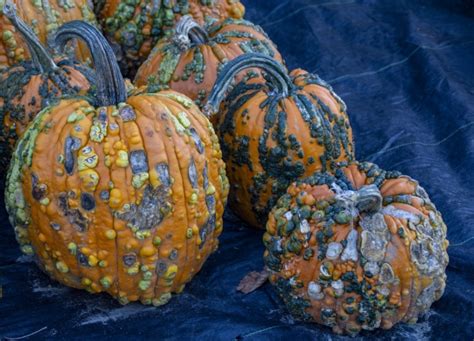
<box><xmin>2</xmin><ymin>0</ymin><xmax>58</xmax><ymax>72</ymax></box>
<box><xmin>356</xmin><ymin>185</ymin><xmax>383</xmax><ymax>213</ymax></box>
<box><xmin>204</xmin><ymin>53</ymin><xmax>292</xmax><ymax>117</ymax></box>
<box><xmin>53</xmin><ymin>21</ymin><xmax>127</xmax><ymax>106</ymax></box>
<box><xmin>174</xmin><ymin>15</ymin><xmax>210</xmax><ymax>51</ymax></box>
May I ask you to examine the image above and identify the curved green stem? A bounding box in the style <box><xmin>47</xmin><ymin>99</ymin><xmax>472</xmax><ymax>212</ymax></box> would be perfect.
<box><xmin>53</xmin><ymin>21</ymin><xmax>126</xmax><ymax>106</ymax></box>
<box><xmin>174</xmin><ymin>15</ymin><xmax>209</xmax><ymax>50</ymax></box>
<box><xmin>2</xmin><ymin>0</ymin><xmax>57</xmax><ymax>72</ymax></box>
<box><xmin>204</xmin><ymin>53</ymin><xmax>293</xmax><ymax>116</ymax></box>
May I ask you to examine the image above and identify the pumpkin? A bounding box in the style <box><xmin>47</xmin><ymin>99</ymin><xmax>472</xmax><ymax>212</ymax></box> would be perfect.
<box><xmin>0</xmin><ymin>3</ymin><xmax>95</xmax><ymax>165</ymax></box>
<box><xmin>263</xmin><ymin>161</ymin><xmax>449</xmax><ymax>335</ymax></box>
<box><xmin>0</xmin><ymin>0</ymin><xmax>96</xmax><ymax>67</ymax></box>
<box><xmin>134</xmin><ymin>16</ymin><xmax>282</xmax><ymax>111</ymax></box>
<box><xmin>5</xmin><ymin>21</ymin><xmax>229</xmax><ymax>305</ymax></box>
<box><xmin>205</xmin><ymin>53</ymin><xmax>355</xmax><ymax>228</ymax></box>
<box><xmin>94</xmin><ymin>0</ymin><xmax>245</xmax><ymax>76</ymax></box>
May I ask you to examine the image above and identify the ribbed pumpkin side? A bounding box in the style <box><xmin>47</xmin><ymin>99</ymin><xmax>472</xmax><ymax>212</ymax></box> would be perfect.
<box><xmin>5</xmin><ymin>21</ymin><xmax>229</xmax><ymax>305</ymax></box>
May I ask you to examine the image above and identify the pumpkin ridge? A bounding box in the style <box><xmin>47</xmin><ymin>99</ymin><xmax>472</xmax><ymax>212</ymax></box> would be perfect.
<box><xmin>79</xmin><ymin>125</ymin><xmax>102</xmax><ymax>289</ymax></box>
<box><xmin>218</xmin><ymin>84</ymin><xmax>262</xmax><ymax>137</ymax></box>
<box><xmin>292</xmin><ymin>94</ymin><xmax>327</xmax><ymax>168</ymax></box>
<box><xmin>166</xmin><ymin>102</ymin><xmax>204</xmax><ymax>289</ymax></box>
<box><xmin>32</xmin><ymin>105</ymin><xmax>60</xmax><ymax>276</ymax></box>
<box><xmin>382</xmin><ymin>215</ymin><xmax>413</xmax><ymax>323</ymax></box>
<box><xmin>307</xmin><ymin>90</ymin><xmax>353</xmax><ymax>159</ymax></box>
<box><xmin>117</xmin><ymin>106</ymin><xmax>142</xmax><ymax>298</ymax></box>
<box><xmin>92</xmin><ymin>106</ymin><xmax>120</xmax><ymax>295</ymax></box>
<box><xmin>245</xmin><ymin>93</ymin><xmax>274</xmax><ymax>223</ymax></box>
<box><xmin>132</xmin><ymin>96</ymin><xmax>177</xmax><ymax>297</ymax></box>
<box><xmin>253</xmin><ymin>96</ymin><xmax>290</xmax><ymax>222</ymax></box>
<box><xmin>155</xmin><ymin>46</ymin><xmax>183</xmax><ymax>90</ymax></box>
<box><xmin>182</xmin><ymin>46</ymin><xmax>205</xmax><ymax>86</ymax></box>
<box><xmin>7</xmin><ymin>102</ymin><xmax>66</xmax><ymax>255</ymax></box>
<box><xmin>64</xmin><ymin>104</ymin><xmax>96</xmax><ymax>286</ymax></box>
<box><xmin>88</xmin><ymin>108</ymin><xmax>117</xmax><ymax>295</ymax></box>
<box><xmin>48</xmin><ymin>101</ymin><xmax>91</xmax><ymax>284</ymax></box>
<box><xmin>126</xmin><ymin>105</ymin><xmax>160</xmax><ymax>301</ymax></box>
<box><xmin>297</xmin><ymin>93</ymin><xmax>333</xmax><ymax>158</ymax></box>
<box><xmin>153</xmin><ymin>93</ymin><xmax>206</xmax><ymax>138</ymax></box>
<box><xmin>102</xmin><ymin>114</ymin><xmax>121</xmax><ymax>296</ymax></box>
<box><xmin>15</xmin><ymin>113</ymin><xmax>44</xmax><ymax>256</ymax></box>
<box><xmin>113</xmin><ymin>108</ymin><xmax>143</xmax><ymax>300</ymax></box>
<box><xmin>135</xmin><ymin>95</ymin><xmax>192</xmax><ymax>295</ymax></box>
<box><xmin>163</xmin><ymin>99</ymin><xmax>215</xmax><ymax>253</ymax></box>
<box><xmin>167</xmin><ymin>99</ymin><xmax>205</xmax><ymax>281</ymax></box>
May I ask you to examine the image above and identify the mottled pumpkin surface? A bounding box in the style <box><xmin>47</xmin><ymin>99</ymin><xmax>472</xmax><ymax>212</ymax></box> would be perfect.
<box><xmin>93</xmin><ymin>0</ymin><xmax>245</xmax><ymax>75</ymax></box>
<box><xmin>0</xmin><ymin>59</ymin><xmax>94</xmax><ymax>164</ymax></box>
<box><xmin>0</xmin><ymin>3</ymin><xmax>96</xmax><ymax>165</ymax></box>
<box><xmin>0</xmin><ymin>0</ymin><xmax>96</xmax><ymax>67</ymax></box>
<box><xmin>135</xmin><ymin>17</ymin><xmax>282</xmax><ymax>110</ymax></box>
<box><xmin>212</xmin><ymin>55</ymin><xmax>354</xmax><ymax>228</ymax></box>
<box><xmin>5</xmin><ymin>91</ymin><xmax>229</xmax><ymax>305</ymax></box>
<box><xmin>264</xmin><ymin>162</ymin><xmax>449</xmax><ymax>335</ymax></box>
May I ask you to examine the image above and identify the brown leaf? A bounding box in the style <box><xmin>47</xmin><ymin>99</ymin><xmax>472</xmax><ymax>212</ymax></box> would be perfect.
<box><xmin>237</xmin><ymin>269</ymin><xmax>269</xmax><ymax>294</ymax></box>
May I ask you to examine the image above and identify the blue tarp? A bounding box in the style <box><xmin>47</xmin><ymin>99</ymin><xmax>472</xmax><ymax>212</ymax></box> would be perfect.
<box><xmin>1</xmin><ymin>0</ymin><xmax>473</xmax><ymax>339</ymax></box>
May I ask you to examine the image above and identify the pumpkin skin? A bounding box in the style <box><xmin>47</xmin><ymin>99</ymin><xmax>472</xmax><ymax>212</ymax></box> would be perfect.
<box><xmin>263</xmin><ymin>162</ymin><xmax>449</xmax><ymax>335</ymax></box>
<box><xmin>0</xmin><ymin>3</ymin><xmax>94</xmax><ymax>165</ymax></box>
<box><xmin>5</xmin><ymin>21</ymin><xmax>229</xmax><ymax>305</ymax></box>
<box><xmin>206</xmin><ymin>54</ymin><xmax>355</xmax><ymax>228</ymax></box>
<box><xmin>94</xmin><ymin>0</ymin><xmax>245</xmax><ymax>76</ymax></box>
<box><xmin>134</xmin><ymin>16</ymin><xmax>282</xmax><ymax>110</ymax></box>
<box><xmin>0</xmin><ymin>0</ymin><xmax>96</xmax><ymax>67</ymax></box>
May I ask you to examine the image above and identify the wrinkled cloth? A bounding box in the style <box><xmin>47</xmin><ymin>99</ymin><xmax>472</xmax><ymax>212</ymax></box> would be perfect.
<box><xmin>1</xmin><ymin>0</ymin><xmax>473</xmax><ymax>339</ymax></box>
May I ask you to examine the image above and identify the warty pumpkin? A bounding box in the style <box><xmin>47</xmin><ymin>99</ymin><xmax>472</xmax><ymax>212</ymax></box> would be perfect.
<box><xmin>264</xmin><ymin>161</ymin><xmax>449</xmax><ymax>335</ymax></box>
<box><xmin>5</xmin><ymin>21</ymin><xmax>229</xmax><ymax>306</ymax></box>
<box><xmin>134</xmin><ymin>16</ymin><xmax>282</xmax><ymax>111</ymax></box>
<box><xmin>205</xmin><ymin>53</ymin><xmax>355</xmax><ymax>228</ymax></box>
<box><xmin>0</xmin><ymin>3</ymin><xmax>95</xmax><ymax>165</ymax></box>
<box><xmin>0</xmin><ymin>0</ymin><xmax>96</xmax><ymax>67</ymax></box>
<box><xmin>93</xmin><ymin>0</ymin><xmax>245</xmax><ymax>76</ymax></box>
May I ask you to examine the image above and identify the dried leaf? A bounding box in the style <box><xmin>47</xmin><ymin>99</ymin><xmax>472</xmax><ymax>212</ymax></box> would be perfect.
<box><xmin>237</xmin><ymin>269</ymin><xmax>269</xmax><ymax>294</ymax></box>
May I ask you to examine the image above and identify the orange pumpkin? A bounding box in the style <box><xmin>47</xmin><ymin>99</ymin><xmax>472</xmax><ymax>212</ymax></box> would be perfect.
<box><xmin>0</xmin><ymin>3</ymin><xmax>94</xmax><ymax>164</ymax></box>
<box><xmin>5</xmin><ymin>21</ymin><xmax>229</xmax><ymax>305</ymax></box>
<box><xmin>135</xmin><ymin>16</ymin><xmax>282</xmax><ymax>110</ymax></box>
<box><xmin>94</xmin><ymin>0</ymin><xmax>245</xmax><ymax>76</ymax></box>
<box><xmin>206</xmin><ymin>53</ymin><xmax>355</xmax><ymax>228</ymax></box>
<box><xmin>0</xmin><ymin>0</ymin><xmax>96</xmax><ymax>67</ymax></box>
<box><xmin>264</xmin><ymin>162</ymin><xmax>449</xmax><ymax>335</ymax></box>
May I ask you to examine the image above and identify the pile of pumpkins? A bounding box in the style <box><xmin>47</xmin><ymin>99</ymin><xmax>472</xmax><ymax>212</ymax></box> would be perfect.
<box><xmin>0</xmin><ymin>0</ymin><xmax>449</xmax><ymax>336</ymax></box>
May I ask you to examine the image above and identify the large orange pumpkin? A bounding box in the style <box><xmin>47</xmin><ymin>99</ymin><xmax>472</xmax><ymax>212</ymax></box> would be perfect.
<box><xmin>264</xmin><ymin>162</ymin><xmax>449</xmax><ymax>335</ymax></box>
<box><xmin>206</xmin><ymin>53</ymin><xmax>355</xmax><ymax>228</ymax></box>
<box><xmin>5</xmin><ymin>21</ymin><xmax>229</xmax><ymax>305</ymax></box>
<box><xmin>0</xmin><ymin>0</ymin><xmax>96</xmax><ymax>67</ymax></box>
<box><xmin>94</xmin><ymin>0</ymin><xmax>245</xmax><ymax>76</ymax></box>
<box><xmin>0</xmin><ymin>3</ymin><xmax>94</xmax><ymax>165</ymax></box>
<box><xmin>135</xmin><ymin>16</ymin><xmax>282</xmax><ymax>110</ymax></box>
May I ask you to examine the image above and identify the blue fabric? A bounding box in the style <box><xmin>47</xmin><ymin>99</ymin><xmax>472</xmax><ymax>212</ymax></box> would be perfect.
<box><xmin>1</xmin><ymin>0</ymin><xmax>473</xmax><ymax>339</ymax></box>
